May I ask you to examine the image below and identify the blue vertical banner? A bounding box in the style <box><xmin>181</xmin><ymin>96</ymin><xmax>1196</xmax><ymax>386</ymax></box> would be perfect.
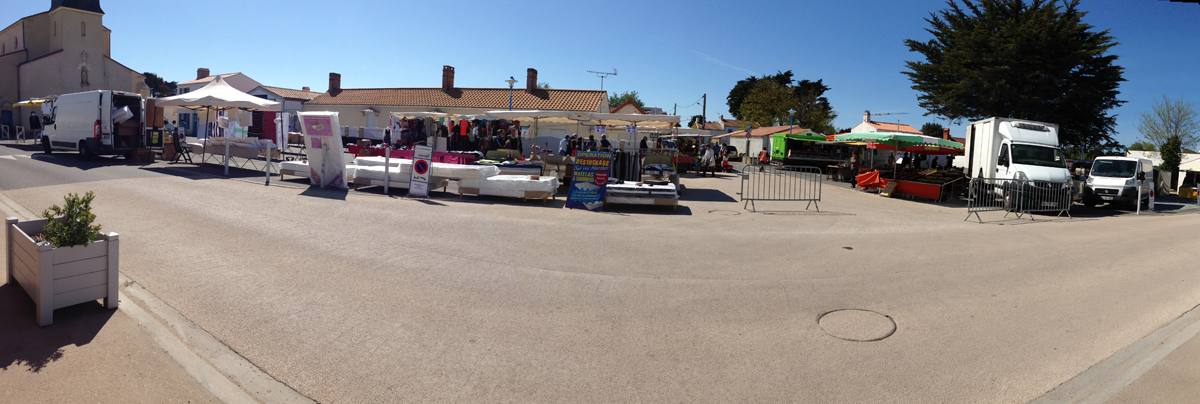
<box><xmin>566</xmin><ymin>151</ymin><xmax>613</xmax><ymax>211</ymax></box>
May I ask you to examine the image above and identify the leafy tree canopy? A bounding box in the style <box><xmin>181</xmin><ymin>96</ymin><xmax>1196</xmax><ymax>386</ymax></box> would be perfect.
<box><xmin>609</xmin><ymin>91</ymin><xmax>645</xmax><ymax>109</ymax></box>
<box><xmin>688</xmin><ymin>115</ymin><xmax>705</xmax><ymax>129</ymax></box>
<box><xmin>537</xmin><ymin>82</ymin><xmax>551</xmax><ymax>89</ymax></box>
<box><xmin>143</xmin><ymin>72</ymin><xmax>177</xmax><ymax>98</ymax></box>
<box><xmin>1136</xmin><ymin>95</ymin><xmax>1200</xmax><ymax>155</ymax></box>
<box><xmin>1127</xmin><ymin>140</ymin><xmax>1156</xmax><ymax>152</ymax></box>
<box><xmin>903</xmin><ymin>0</ymin><xmax>1126</xmax><ymax>153</ymax></box>
<box><xmin>920</xmin><ymin>122</ymin><xmax>945</xmax><ymax>138</ymax></box>
<box><xmin>729</xmin><ymin>71</ymin><xmax>838</xmax><ymax>134</ymax></box>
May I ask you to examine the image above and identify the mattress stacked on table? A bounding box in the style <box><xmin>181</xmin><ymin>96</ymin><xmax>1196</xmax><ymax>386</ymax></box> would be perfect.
<box><xmin>351</xmin><ymin>157</ymin><xmax>499</xmax><ymax>180</ymax></box>
<box><xmin>605</xmin><ymin>182</ymin><xmax>679</xmax><ymax>207</ymax></box>
<box><xmin>347</xmin><ymin>165</ymin><xmax>449</xmax><ymax>190</ymax></box>
<box><xmin>279</xmin><ymin>160</ymin><xmax>310</xmax><ymax>178</ymax></box>
<box><xmin>458</xmin><ymin>175</ymin><xmax>560</xmax><ymax>200</ymax></box>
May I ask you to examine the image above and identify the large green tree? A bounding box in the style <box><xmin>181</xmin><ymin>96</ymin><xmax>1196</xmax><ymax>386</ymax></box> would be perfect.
<box><xmin>903</xmin><ymin>0</ymin><xmax>1126</xmax><ymax>153</ymax></box>
<box><xmin>142</xmin><ymin>72</ymin><xmax>177</xmax><ymax>98</ymax></box>
<box><xmin>920</xmin><ymin>122</ymin><xmax>945</xmax><ymax>138</ymax></box>
<box><xmin>608</xmin><ymin>91</ymin><xmax>645</xmax><ymax>109</ymax></box>
<box><xmin>688</xmin><ymin>115</ymin><xmax>705</xmax><ymax>129</ymax></box>
<box><xmin>729</xmin><ymin>71</ymin><xmax>837</xmax><ymax>134</ymax></box>
<box><xmin>1127</xmin><ymin>140</ymin><xmax>1156</xmax><ymax>152</ymax></box>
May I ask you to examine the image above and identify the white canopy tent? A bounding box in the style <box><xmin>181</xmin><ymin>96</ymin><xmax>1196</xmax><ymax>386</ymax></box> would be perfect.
<box><xmin>587</xmin><ymin>112</ymin><xmax>681</xmax><ymax>128</ymax></box>
<box><xmin>156</xmin><ymin>75</ymin><xmax>281</xmax><ymax>180</ymax></box>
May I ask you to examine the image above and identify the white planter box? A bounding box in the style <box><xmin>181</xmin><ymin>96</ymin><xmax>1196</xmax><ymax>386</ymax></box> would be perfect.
<box><xmin>5</xmin><ymin>217</ymin><xmax>119</xmax><ymax>326</ymax></box>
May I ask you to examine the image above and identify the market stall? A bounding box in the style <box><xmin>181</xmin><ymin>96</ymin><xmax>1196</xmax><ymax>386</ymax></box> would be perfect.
<box><xmin>835</xmin><ymin>132</ymin><xmax>965</xmax><ymax>200</ymax></box>
<box><xmin>156</xmin><ymin>76</ymin><xmax>281</xmax><ymax>183</ymax></box>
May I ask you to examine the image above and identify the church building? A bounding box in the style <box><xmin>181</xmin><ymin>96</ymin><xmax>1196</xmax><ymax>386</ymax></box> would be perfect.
<box><xmin>0</xmin><ymin>0</ymin><xmax>148</xmax><ymax>134</ymax></box>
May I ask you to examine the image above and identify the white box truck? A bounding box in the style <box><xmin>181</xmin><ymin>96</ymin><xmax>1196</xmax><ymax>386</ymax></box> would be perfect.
<box><xmin>40</xmin><ymin>90</ymin><xmax>145</xmax><ymax>159</ymax></box>
<box><xmin>963</xmin><ymin>117</ymin><xmax>1070</xmax><ymax>182</ymax></box>
<box><xmin>1081</xmin><ymin>156</ymin><xmax>1154</xmax><ymax>208</ymax></box>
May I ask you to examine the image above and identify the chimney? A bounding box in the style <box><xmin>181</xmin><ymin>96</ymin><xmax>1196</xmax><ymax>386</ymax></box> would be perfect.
<box><xmin>943</xmin><ymin>127</ymin><xmax>951</xmax><ymax>140</ymax></box>
<box><xmin>197</xmin><ymin>68</ymin><xmax>210</xmax><ymax>80</ymax></box>
<box><xmin>526</xmin><ymin>68</ymin><xmax>538</xmax><ymax>92</ymax></box>
<box><xmin>864</xmin><ymin>110</ymin><xmax>871</xmax><ymax>122</ymax></box>
<box><xmin>442</xmin><ymin>65</ymin><xmax>455</xmax><ymax>90</ymax></box>
<box><xmin>329</xmin><ymin>73</ymin><xmax>341</xmax><ymax>93</ymax></box>
<box><xmin>302</xmin><ymin>86</ymin><xmax>310</xmax><ymax>92</ymax></box>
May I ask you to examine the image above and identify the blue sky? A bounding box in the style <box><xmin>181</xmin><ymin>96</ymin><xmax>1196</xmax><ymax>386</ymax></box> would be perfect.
<box><xmin>6</xmin><ymin>0</ymin><xmax>1199</xmax><ymax>145</ymax></box>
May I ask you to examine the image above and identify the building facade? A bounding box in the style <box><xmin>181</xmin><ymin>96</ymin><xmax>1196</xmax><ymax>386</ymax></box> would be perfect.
<box><xmin>0</xmin><ymin>0</ymin><xmax>148</xmax><ymax>135</ymax></box>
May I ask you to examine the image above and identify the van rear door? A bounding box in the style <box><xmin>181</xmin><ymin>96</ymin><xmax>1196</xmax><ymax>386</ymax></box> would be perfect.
<box><xmin>99</xmin><ymin>91</ymin><xmax>113</xmax><ymax>146</ymax></box>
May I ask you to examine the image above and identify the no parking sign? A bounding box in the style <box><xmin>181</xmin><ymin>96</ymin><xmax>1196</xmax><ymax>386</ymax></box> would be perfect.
<box><xmin>409</xmin><ymin>145</ymin><xmax>433</xmax><ymax>198</ymax></box>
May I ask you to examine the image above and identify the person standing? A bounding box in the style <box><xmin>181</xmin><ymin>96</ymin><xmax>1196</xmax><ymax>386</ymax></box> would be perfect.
<box><xmin>28</xmin><ymin>111</ymin><xmax>42</xmax><ymax>139</ymax></box>
<box><xmin>703</xmin><ymin>144</ymin><xmax>717</xmax><ymax>177</ymax></box>
<box><xmin>639</xmin><ymin>136</ymin><xmax>649</xmax><ymax>151</ymax></box>
<box><xmin>559</xmin><ymin>135</ymin><xmax>569</xmax><ymax>155</ymax></box>
<box><xmin>758</xmin><ymin>147</ymin><xmax>770</xmax><ymax>172</ymax></box>
<box><xmin>850</xmin><ymin>151</ymin><xmax>862</xmax><ymax>188</ymax></box>
<box><xmin>599</xmin><ymin>134</ymin><xmax>611</xmax><ymax>151</ymax></box>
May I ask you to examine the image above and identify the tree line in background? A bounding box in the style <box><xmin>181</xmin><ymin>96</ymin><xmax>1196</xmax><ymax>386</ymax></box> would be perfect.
<box><xmin>726</xmin><ymin>71</ymin><xmax>838</xmax><ymax>135</ymax></box>
<box><xmin>143</xmin><ymin>72</ymin><xmax>177</xmax><ymax>98</ymax></box>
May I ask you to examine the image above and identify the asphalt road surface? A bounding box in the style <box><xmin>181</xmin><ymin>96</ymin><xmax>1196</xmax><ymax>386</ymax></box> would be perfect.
<box><xmin>3</xmin><ymin>140</ymin><xmax>1199</xmax><ymax>403</ymax></box>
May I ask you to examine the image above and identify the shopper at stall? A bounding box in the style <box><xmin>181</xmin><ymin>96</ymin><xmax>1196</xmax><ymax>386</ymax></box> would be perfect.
<box><xmin>585</xmin><ymin>135</ymin><xmax>597</xmax><ymax>151</ymax></box>
<box><xmin>600</xmin><ymin>135</ymin><xmax>611</xmax><ymax>151</ymax></box>
<box><xmin>850</xmin><ymin>151</ymin><xmax>862</xmax><ymax>188</ymax></box>
<box><xmin>559</xmin><ymin>135</ymin><xmax>569</xmax><ymax>155</ymax></box>
<box><xmin>639</xmin><ymin>136</ymin><xmax>649</xmax><ymax>151</ymax></box>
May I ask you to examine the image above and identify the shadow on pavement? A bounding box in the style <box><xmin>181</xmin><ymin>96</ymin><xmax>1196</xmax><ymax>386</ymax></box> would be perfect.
<box><xmin>0</xmin><ymin>283</ymin><xmax>113</xmax><ymax>373</ymax></box>
<box><xmin>300</xmin><ymin>186</ymin><xmax>348</xmax><ymax>200</ymax></box>
<box><xmin>679</xmin><ymin>188</ymin><xmax>737</xmax><ymax>203</ymax></box>
<box><xmin>0</xmin><ymin>143</ymin><xmax>45</xmax><ymax>153</ymax></box>
<box><xmin>601</xmin><ymin>204</ymin><xmax>692</xmax><ymax>216</ymax></box>
<box><xmin>139</xmin><ymin>162</ymin><xmax>274</xmax><ymax>181</ymax></box>
<box><xmin>25</xmin><ymin>152</ymin><xmax>137</xmax><ymax>171</ymax></box>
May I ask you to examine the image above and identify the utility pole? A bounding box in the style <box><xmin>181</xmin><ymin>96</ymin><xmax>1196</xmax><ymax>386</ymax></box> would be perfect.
<box><xmin>702</xmin><ymin>94</ymin><xmax>707</xmax><ymax>128</ymax></box>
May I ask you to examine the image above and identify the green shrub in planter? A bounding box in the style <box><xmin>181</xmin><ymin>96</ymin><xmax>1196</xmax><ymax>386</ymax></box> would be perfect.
<box><xmin>40</xmin><ymin>191</ymin><xmax>103</xmax><ymax>248</ymax></box>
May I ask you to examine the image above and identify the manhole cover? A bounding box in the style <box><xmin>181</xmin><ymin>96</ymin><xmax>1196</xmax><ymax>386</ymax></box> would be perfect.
<box><xmin>818</xmin><ymin>309</ymin><xmax>896</xmax><ymax>342</ymax></box>
<box><xmin>708</xmin><ymin>210</ymin><xmax>741</xmax><ymax>216</ymax></box>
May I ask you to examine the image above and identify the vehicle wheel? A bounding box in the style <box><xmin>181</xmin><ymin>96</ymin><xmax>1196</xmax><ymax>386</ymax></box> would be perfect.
<box><xmin>78</xmin><ymin>140</ymin><xmax>92</xmax><ymax>160</ymax></box>
<box><xmin>1083</xmin><ymin>198</ymin><xmax>1096</xmax><ymax>208</ymax></box>
<box><xmin>42</xmin><ymin>136</ymin><xmax>52</xmax><ymax>154</ymax></box>
<box><xmin>123</xmin><ymin>151</ymin><xmax>133</xmax><ymax>160</ymax></box>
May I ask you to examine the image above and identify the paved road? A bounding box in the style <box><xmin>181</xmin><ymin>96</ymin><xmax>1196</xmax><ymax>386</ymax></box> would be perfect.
<box><xmin>0</xmin><ymin>142</ymin><xmax>164</xmax><ymax>192</ymax></box>
<box><xmin>3</xmin><ymin>140</ymin><xmax>1199</xmax><ymax>402</ymax></box>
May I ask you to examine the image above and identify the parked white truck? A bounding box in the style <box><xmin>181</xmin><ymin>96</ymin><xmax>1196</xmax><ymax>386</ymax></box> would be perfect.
<box><xmin>40</xmin><ymin>90</ymin><xmax>145</xmax><ymax>159</ymax></box>
<box><xmin>1081</xmin><ymin>156</ymin><xmax>1154</xmax><ymax>208</ymax></box>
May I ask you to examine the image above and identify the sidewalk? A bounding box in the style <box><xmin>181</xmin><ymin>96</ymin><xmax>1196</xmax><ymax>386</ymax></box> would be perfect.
<box><xmin>1</xmin><ymin>192</ymin><xmax>221</xmax><ymax>403</ymax></box>
<box><xmin>1108</xmin><ymin>321</ymin><xmax>1200</xmax><ymax>403</ymax></box>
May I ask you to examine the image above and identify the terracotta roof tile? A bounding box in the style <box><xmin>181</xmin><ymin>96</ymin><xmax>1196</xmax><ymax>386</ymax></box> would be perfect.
<box><xmin>260</xmin><ymin>85</ymin><xmax>322</xmax><ymax>101</ymax></box>
<box><xmin>179</xmin><ymin>73</ymin><xmax>240</xmax><ymax>86</ymax></box>
<box><xmin>307</xmin><ymin>87</ymin><xmax>606</xmax><ymax>112</ymax></box>
<box><xmin>867</xmin><ymin>121</ymin><xmax>922</xmax><ymax>134</ymax></box>
<box><xmin>712</xmin><ymin>126</ymin><xmax>808</xmax><ymax>139</ymax></box>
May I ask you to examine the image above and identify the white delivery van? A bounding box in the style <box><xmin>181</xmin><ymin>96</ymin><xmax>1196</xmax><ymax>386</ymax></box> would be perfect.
<box><xmin>1082</xmin><ymin>156</ymin><xmax>1154</xmax><ymax>208</ymax></box>
<box><xmin>962</xmin><ymin>117</ymin><xmax>1070</xmax><ymax>183</ymax></box>
<box><xmin>41</xmin><ymin>90</ymin><xmax>145</xmax><ymax>159</ymax></box>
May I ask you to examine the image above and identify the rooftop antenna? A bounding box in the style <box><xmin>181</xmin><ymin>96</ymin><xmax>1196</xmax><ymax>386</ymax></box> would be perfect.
<box><xmin>587</xmin><ymin>69</ymin><xmax>618</xmax><ymax>92</ymax></box>
<box><xmin>867</xmin><ymin>110</ymin><xmax>910</xmax><ymax>132</ymax></box>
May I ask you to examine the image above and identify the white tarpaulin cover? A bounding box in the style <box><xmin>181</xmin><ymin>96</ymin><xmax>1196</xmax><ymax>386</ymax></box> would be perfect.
<box><xmin>482</xmin><ymin>110</ymin><xmax>590</xmax><ymax>124</ymax></box>
<box><xmin>586</xmin><ymin>113</ymin><xmax>681</xmax><ymax>128</ymax></box>
<box><xmin>459</xmin><ymin>175</ymin><xmax>560</xmax><ymax>195</ymax></box>
<box><xmin>155</xmin><ymin>75</ymin><xmax>280</xmax><ymax>111</ymax></box>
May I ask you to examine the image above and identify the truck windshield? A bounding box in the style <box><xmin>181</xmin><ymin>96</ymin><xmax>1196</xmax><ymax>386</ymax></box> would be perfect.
<box><xmin>1090</xmin><ymin>160</ymin><xmax>1138</xmax><ymax>178</ymax></box>
<box><xmin>1011</xmin><ymin>144</ymin><xmax>1065</xmax><ymax>168</ymax></box>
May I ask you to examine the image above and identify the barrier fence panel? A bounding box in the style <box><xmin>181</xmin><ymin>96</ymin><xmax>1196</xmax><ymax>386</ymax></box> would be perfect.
<box><xmin>740</xmin><ymin>164</ymin><xmax>822</xmax><ymax>212</ymax></box>
<box><xmin>965</xmin><ymin>177</ymin><xmax>1073</xmax><ymax>222</ymax></box>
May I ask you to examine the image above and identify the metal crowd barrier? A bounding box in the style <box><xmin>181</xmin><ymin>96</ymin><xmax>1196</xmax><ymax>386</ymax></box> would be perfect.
<box><xmin>740</xmin><ymin>164</ymin><xmax>823</xmax><ymax>212</ymax></box>
<box><xmin>965</xmin><ymin>177</ymin><xmax>1073</xmax><ymax>222</ymax></box>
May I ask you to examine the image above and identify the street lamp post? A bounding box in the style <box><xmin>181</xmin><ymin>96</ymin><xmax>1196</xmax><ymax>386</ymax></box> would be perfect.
<box><xmin>788</xmin><ymin>108</ymin><xmax>796</xmax><ymax>134</ymax></box>
<box><xmin>505</xmin><ymin>76</ymin><xmax>518</xmax><ymax>111</ymax></box>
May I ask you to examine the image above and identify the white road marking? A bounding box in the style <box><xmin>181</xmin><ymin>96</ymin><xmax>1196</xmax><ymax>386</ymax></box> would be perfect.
<box><xmin>0</xmin><ymin>155</ymin><xmax>16</xmax><ymax>160</ymax></box>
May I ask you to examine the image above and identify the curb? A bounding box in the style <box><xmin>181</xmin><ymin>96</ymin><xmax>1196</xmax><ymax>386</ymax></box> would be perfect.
<box><xmin>1031</xmin><ymin>303</ymin><xmax>1200</xmax><ymax>404</ymax></box>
